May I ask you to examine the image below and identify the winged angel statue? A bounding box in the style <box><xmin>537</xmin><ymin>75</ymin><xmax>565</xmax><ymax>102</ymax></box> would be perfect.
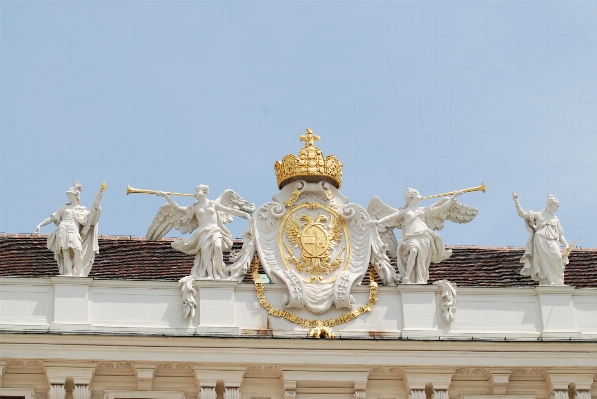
<box><xmin>147</xmin><ymin>185</ymin><xmax>254</xmax><ymax>279</ymax></box>
<box><xmin>368</xmin><ymin>188</ymin><xmax>478</xmax><ymax>284</ymax></box>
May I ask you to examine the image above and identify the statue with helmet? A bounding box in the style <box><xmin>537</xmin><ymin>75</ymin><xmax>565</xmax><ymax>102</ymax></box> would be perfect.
<box><xmin>34</xmin><ymin>181</ymin><xmax>107</xmax><ymax>276</ymax></box>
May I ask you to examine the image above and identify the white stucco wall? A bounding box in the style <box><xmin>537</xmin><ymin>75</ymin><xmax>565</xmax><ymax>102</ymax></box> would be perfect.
<box><xmin>1</xmin><ymin>277</ymin><xmax>596</xmax><ymax>340</ymax></box>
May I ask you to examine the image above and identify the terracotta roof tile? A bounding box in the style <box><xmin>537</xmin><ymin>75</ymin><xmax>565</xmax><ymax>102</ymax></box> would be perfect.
<box><xmin>1</xmin><ymin>235</ymin><xmax>595</xmax><ymax>287</ymax></box>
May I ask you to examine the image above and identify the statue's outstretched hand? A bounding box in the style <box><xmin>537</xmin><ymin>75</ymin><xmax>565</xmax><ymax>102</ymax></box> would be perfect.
<box><xmin>155</xmin><ymin>190</ymin><xmax>166</xmax><ymax>197</ymax></box>
<box><xmin>365</xmin><ymin>219</ymin><xmax>378</xmax><ymax>226</ymax></box>
<box><xmin>451</xmin><ymin>190</ymin><xmax>463</xmax><ymax>199</ymax></box>
<box><xmin>34</xmin><ymin>226</ymin><xmax>40</xmax><ymax>234</ymax></box>
<box><xmin>512</xmin><ymin>192</ymin><xmax>519</xmax><ymax>201</ymax></box>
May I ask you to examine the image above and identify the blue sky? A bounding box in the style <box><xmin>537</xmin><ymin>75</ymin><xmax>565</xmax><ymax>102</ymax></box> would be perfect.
<box><xmin>1</xmin><ymin>1</ymin><xmax>596</xmax><ymax>247</ymax></box>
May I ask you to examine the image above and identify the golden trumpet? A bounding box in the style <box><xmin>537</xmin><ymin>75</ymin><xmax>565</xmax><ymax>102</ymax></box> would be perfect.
<box><xmin>126</xmin><ymin>184</ymin><xmax>195</xmax><ymax>197</ymax></box>
<box><xmin>421</xmin><ymin>182</ymin><xmax>486</xmax><ymax>200</ymax></box>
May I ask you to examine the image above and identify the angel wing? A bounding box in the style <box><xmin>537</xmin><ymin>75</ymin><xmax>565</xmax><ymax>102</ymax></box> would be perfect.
<box><xmin>215</xmin><ymin>189</ymin><xmax>255</xmax><ymax>224</ymax></box>
<box><xmin>146</xmin><ymin>204</ymin><xmax>199</xmax><ymax>241</ymax></box>
<box><xmin>424</xmin><ymin>198</ymin><xmax>479</xmax><ymax>231</ymax></box>
<box><xmin>367</xmin><ymin>196</ymin><xmax>401</xmax><ymax>257</ymax></box>
<box><xmin>284</xmin><ymin>213</ymin><xmax>302</xmax><ymax>248</ymax></box>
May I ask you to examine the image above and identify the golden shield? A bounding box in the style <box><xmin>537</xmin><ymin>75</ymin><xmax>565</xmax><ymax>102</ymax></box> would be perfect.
<box><xmin>279</xmin><ymin>203</ymin><xmax>350</xmax><ymax>283</ymax></box>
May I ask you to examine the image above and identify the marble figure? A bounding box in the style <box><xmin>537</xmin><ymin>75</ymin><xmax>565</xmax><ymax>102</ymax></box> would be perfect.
<box><xmin>512</xmin><ymin>193</ymin><xmax>571</xmax><ymax>285</ymax></box>
<box><xmin>34</xmin><ymin>182</ymin><xmax>103</xmax><ymax>276</ymax></box>
<box><xmin>147</xmin><ymin>185</ymin><xmax>254</xmax><ymax>279</ymax></box>
<box><xmin>368</xmin><ymin>189</ymin><xmax>478</xmax><ymax>284</ymax></box>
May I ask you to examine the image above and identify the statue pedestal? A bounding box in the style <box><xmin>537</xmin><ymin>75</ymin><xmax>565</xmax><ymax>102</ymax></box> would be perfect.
<box><xmin>399</xmin><ymin>284</ymin><xmax>441</xmax><ymax>338</ymax></box>
<box><xmin>50</xmin><ymin>277</ymin><xmax>93</xmax><ymax>331</ymax></box>
<box><xmin>195</xmin><ymin>280</ymin><xmax>240</xmax><ymax>335</ymax></box>
<box><xmin>535</xmin><ymin>285</ymin><xmax>580</xmax><ymax>339</ymax></box>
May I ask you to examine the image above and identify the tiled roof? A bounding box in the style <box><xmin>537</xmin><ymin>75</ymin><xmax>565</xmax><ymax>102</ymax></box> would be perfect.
<box><xmin>1</xmin><ymin>234</ymin><xmax>596</xmax><ymax>287</ymax></box>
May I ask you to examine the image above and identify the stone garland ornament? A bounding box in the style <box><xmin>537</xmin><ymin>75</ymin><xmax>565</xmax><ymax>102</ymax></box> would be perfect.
<box><xmin>512</xmin><ymin>192</ymin><xmax>578</xmax><ymax>286</ymax></box>
<box><xmin>434</xmin><ymin>279</ymin><xmax>457</xmax><ymax>323</ymax></box>
<box><xmin>34</xmin><ymin>181</ymin><xmax>107</xmax><ymax>276</ymax></box>
<box><xmin>367</xmin><ymin>183</ymin><xmax>484</xmax><ymax>284</ymax></box>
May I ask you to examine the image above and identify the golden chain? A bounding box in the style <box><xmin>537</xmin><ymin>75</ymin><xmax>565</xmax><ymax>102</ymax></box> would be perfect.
<box><xmin>251</xmin><ymin>256</ymin><xmax>378</xmax><ymax>328</ymax></box>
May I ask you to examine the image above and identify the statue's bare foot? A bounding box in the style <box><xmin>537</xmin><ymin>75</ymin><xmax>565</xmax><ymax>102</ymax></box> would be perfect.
<box><xmin>402</xmin><ymin>277</ymin><xmax>410</xmax><ymax>284</ymax></box>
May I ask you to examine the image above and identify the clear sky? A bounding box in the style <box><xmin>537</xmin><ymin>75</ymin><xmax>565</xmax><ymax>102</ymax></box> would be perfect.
<box><xmin>1</xmin><ymin>1</ymin><xmax>596</xmax><ymax>247</ymax></box>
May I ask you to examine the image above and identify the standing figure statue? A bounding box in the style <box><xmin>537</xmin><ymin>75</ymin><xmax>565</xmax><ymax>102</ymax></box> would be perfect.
<box><xmin>512</xmin><ymin>193</ymin><xmax>572</xmax><ymax>285</ymax></box>
<box><xmin>368</xmin><ymin>188</ymin><xmax>479</xmax><ymax>284</ymax></box>
<box><xmin>147</xmin><ymin>185</ymin><xmax>254</xmax><ymax>279</ymax></box>
<box><xmin>34</xmin><ymin>182</ymin><xmax>105</xmax><ymax>276</ymax></box>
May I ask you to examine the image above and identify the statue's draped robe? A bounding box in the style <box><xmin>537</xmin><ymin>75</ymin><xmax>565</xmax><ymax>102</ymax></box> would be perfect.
<box><xmin>397</xmin><ymin>207</ymin><xmax>452</xmax><ymax>284</ymax></box>
<box><xmin>46</xmin><ymin>204</ymin><xmax>99</xmax><ymax>276</ymax></box>
<box><xmin>171</xmin><ymin>205</ymin><xmax>233</xmax><ymax>278</ymax></box>
<box><xmin>520</xmin><ymin>212</ymin><xmax>567</xmax><ymax>285</ymax></box>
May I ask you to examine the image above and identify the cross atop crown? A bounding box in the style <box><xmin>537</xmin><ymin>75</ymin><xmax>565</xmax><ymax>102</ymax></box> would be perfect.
<box><xmin>300</xmin><ymin>128</ymin><xmax>320</xmax><ymax>147</ymax></box>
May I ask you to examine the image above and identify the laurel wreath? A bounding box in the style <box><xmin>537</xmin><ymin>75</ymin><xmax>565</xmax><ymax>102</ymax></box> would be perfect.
<box><xmin>251</xmin><ymin>256</ymin><xmax>378</xmax><ymax>333</ymax></box>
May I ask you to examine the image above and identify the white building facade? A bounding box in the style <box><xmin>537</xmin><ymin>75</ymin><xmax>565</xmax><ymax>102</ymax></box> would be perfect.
<box><xmin>1</xmin><ymin>273</ymin><xmax>596</xmax><ymax>399</ymax></box>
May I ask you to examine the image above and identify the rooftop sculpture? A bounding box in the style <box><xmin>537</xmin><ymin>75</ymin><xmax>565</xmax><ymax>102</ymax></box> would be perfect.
<box><xmin>146</xmin><ymin>185</ymin><xmax>254</xmax><ymax>279</ymax></box>
<box><xmin>368</xmin><ymin>184</ymin><xmax>483</xmax><ymax>284</ymax></box>
<box><xmin>34</xmin><ymin>181</ymin><xmax>106</xmax><ymax>276</ymax></box>
<box><xmin>512</xmin><ymin>192</ymin><xmax>577</xmax><ymax>286</ymax></box>
<box><xmin>29</xmin><ymin>129</ymin><xmax>586</xmax><ymax>339</ymax></box>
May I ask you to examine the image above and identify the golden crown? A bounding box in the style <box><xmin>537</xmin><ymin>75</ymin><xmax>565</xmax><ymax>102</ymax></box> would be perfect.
<box><xmin>274</xmin><ymin>129</ymin><xmax>343</xmax><ymax>189</ymax></box>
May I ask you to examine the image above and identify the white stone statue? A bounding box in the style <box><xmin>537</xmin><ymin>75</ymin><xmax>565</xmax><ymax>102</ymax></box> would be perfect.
<box><xmin>147</xmin><ymin>185</ymin><xmax>254</xmax><ymax>279</ymax></box>
<box><xmin>34</xmin><ymin>182</ymin><xmax>104</xmax><ymax>276</ymax></box>
<box><xmin>512</xmin><ymin>193</ymin><xmax>572</xmax><ymax>285</ymax></box>
<box><xmin>367</xmin><ymin>189</ymin><xmax>479</xmax><ymax>284</ymax></box>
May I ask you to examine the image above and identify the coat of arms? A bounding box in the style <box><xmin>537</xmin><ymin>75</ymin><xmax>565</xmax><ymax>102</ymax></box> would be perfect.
<box><xmin>248</xmin><ymin>130</ymin><xmax>398</xmax><ymax>321</ymax></box>
<box><xmin>280</xmin><ymin>203</ymin><xmax>349</xmax><ymax>282</ymax></box>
